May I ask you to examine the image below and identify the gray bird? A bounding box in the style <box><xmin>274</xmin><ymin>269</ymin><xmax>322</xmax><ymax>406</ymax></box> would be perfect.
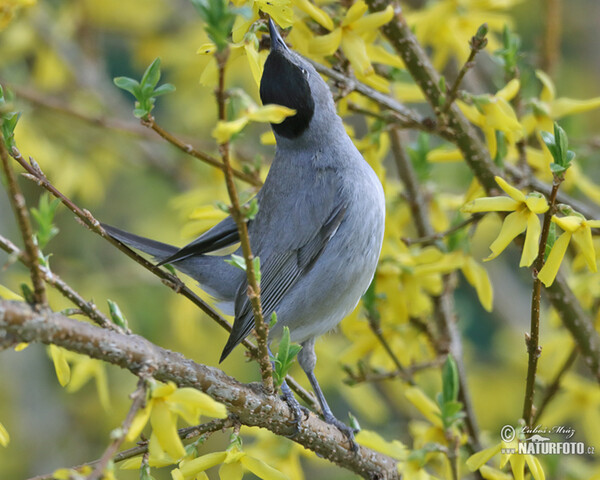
<box><xmin>103</xmin><ymin>18</ymin><xmax>385</xmax><ymax>445</ymax></box>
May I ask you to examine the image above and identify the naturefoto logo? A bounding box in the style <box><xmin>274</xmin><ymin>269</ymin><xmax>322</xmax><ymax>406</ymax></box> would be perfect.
<box><xmin>500</xmin><ymin>425</ymin><xmax>596</xmax><ymax>456</ymax></box>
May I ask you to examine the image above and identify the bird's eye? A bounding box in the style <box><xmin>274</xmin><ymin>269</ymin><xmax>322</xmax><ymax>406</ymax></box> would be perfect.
<box><xmin>300</xmin><ymin>67</ymin><xmax>309</xmax><ymax>78</ymax></box>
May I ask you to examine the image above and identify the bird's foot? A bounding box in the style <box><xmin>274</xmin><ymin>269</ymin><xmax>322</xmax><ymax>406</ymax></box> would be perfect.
<box><xmin>280</xmin><ymin>382</ymin><xmax>310</xmax><ymax>437</ymax></box>
<box><xmin>322</xmin><ymin>411</ymin><xmax>360</xmax><ymax>452</ymax></box>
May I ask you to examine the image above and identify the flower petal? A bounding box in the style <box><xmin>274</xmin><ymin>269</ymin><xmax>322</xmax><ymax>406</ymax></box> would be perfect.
<box><xmin>247</xmin><ymin>104</ymin><xmax>297</xmax><ymax>123</ymax></box>
<box><xmin>462</xmin><ymin>256</ymin><xmax>493</xmax><ymax>311</ymax></box>
<box><xmin>356</xmin><ymin>430</ymin><xmax>406</xmax><ymax>460</ymax></box>
<box><xmin>351</xmin><ymin>5</ymin><xmax>394</xmax><ymax>34</ymax></box>
<box><xmin>462</xmin><ymin>196</ymin><xmax>520</xmax><ymax>213</ymax></box>
<box><xmin>0</xmin><ymin>422</ymin><xmax>9</xmax><ymax>447</ymax></box>
<box><xmin>167</xmin><ymin>387</ymin><xmax>228</xmax><ymax>423</ymax></box>
<box><xmin>535</xmin><ymin>70</ymin><xmax>556</xmax><ymax>103</ymax></box>
<box><xmin>240</xmin><ymin>454</ymin><xmax>289</xmax><ymax>480</ymax></box>
<box><xmin>49</xmin><ymin>345</ymin><xmax>71</xmax><ymax>387</ymax></box>
<box><xmin>295</xmin><ymin>0</ymin><xmax>333</xmax><ymax>30</ymax></box>
<box><xmin>126</xmin><ymin>404</ymin><xmax>152</xmax><ymax>442</ymax></box>
<box><xmin>219</xmin><ymin>460</ymin><xmax>244</xmax><ymax>480</ymax></box>
<box><xmin>495</xmin><ymin>176</ymin><xmax>526</xmax><ymax>202</ymax></box>
<box><xmin>404</xmin><ymin>387</ymin><xmax>443</xmax><ymax>428</ymax></box>
<box><xmin>212</xmin><ymin>118</ymin><xmax>250</xmax><ymax>143</ymax></box>
<box><xmin>520</xmin><ymin>212</ymin><xmax>541</xmax><ymax>267</ymax></box>
<box><xmin>537</xmin><ymin>231</ymin><xmax>572</xmax><ymax>287</ymax></box>
<box><xmin>466</xmin><ymin>443</ymin><xmax>503</xmax><ymax>471</ymax></box>
<box><xmin>496</xmin><ymin>78</ymin><xmax>520</xmax><ymax>102</ymax></box>
<box><xmin>573</xmin><ymin>226</ymin><xmax>597</xmax><ymax>272</ymax></box>
<box><xmin>178</xmin><ymin>452</ymin><xmax>228</xmax><ymax>477</ymax></box>
<box><xmin>150</xmin><ymin>400</ymin><xmax>186</xmax><ymax>460</ymax></box>
<box><xmin>486</xmin><ymin>210</ymin><xmax>528</xmax><ymax>261</ymax></box>
<box><xmin>340</xmin><ymin>30</ymin><xmax>372</xmax><ymax>76</ymax></box>
<box><xmin>524</xmin><ymin>195</ymin><xmax>549</xmax><ymax>214</ymax></box>
<box><xmin>525</xmin><ymin>455</ymin><xmax>546</xmax><ymax>480</ymax></box>
<box><xmin>550</xmin><ymin>97</ymin><xmax>600</xmax><ymax>119</ymax></box>
<box><xmin>309</xmin><ymin>28</ymin><xmax>342</xmax><ymax>56</ymax></box>
<box><xmin>552</xmin><ymin>215</ymin><xmax>583</xmax><ymax>233</ymax></box>
<box><xmin>342</xmin><ymin>0</ymin><xmax>368</xmax><ymax>26</ymax></box>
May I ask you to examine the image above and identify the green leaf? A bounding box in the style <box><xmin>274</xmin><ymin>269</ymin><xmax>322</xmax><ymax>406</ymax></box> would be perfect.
<box><xmin>20</xmin><ymin>283</ymin><xmax>34</xmax><ymax>304</ymax></box>
<box><xmin>225</xmin><ymin>253</ymin><xmax>246</xmax><ymax>271</ymax></box>
<box><xmin>271</xmin><ymin>326</ymin><xmax>302</xmax><ymax>387</ymax></box>
<box><xmin>152</xmin><ymin>83</ymin><xmax>176</xmax><ymax>97</ymax></box>
<box><xmin>107</xmin><ymin>299</ymin><xmax>129</xmax><ymax>330</ymax></box>
<box><xmin>253</xmin><ymin>256</ymin><xmax>261</xmax><ymax>284</ymax></box>
<box><xmin>31</xmin><ymin>193</ymin><xmax>60</xmax><ymax>249</ymax></box>
<box><xmin>441</xmin><ymin>355</ymin><xmax>460</xmax><ymax>404</ymax></box>
<box><xmin>141</xmin><ymin>58</ymin><xmax>162</xmax><ymax>89</ymax></box>
<box><xmin>113</xmin><ymin>77</ymin><xmax>140</xmax><ymax>97</ymax></box>
<box><xmin>243</xmin><ymin>198</ymin><xmax>259</xmax><ymax>220</ymax></box>
<box><xmin>269</xmin><ymin>311</ymin><xmax>278</xmax><ymax>328</ymax></box>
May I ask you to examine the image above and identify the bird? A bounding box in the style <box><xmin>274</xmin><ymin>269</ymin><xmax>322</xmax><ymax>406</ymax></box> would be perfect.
<box><xmin>103</xmin><ymin>18</ymin><xmax>385</xmax><ymax>446</ymax></box>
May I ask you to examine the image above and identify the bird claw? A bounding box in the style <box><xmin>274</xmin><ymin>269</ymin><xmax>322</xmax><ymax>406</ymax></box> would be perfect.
<box><xmin>322</xmin><ymin>412</ymin><xmax>360</xmax><ymax>452</ymax></box>
<box><xmin>281</xmin><ymin>387</ymin><xmax>310</xmax><ymax>437</ymax></box>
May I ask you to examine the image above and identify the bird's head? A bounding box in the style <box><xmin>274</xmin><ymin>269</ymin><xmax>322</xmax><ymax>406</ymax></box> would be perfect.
<box><xmin>260</xmin><ymin>18</ymin><xmax>338</xmax><ymax>142</ymax></box>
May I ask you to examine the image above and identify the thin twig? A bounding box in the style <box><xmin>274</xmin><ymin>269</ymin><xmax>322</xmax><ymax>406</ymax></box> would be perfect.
<box><xmin>440</xmin><ymin>24</ymin><xmax>488</xmax><ymax>116</ymax></box>
<box><xmin>389</xmin><ymin>127</ymin><xmax>482</xmax><ymax>452</ymax></box>
<box><xmin>8</xmin><ymin>145</ymin><xmax>313</xmax><ymax>405</ymax></box>
<box><xmin>144</xmin><ymin>116</ymin><xmax>262</xmax><ymax>187</ymax></box>
<box><xmin>0</xmin><ymin>140</ymin><xmax>47</xmax><ymax>306</ymax></box>
<box><xmin>523</xmin><ymin>174</ymin><xmax>563</xmax><ymax>427</ymax></box>
<box><xmin>86</xmin><ymin>376</ymin><xmax>150</xmax><ymax>480</ymax></box>
<box><xmin>344</xmin><ymin>359</ymin><xmax>443</xmax><ymax>385</ymax></box>
<box><xmin>213</xmin><ymin>50</ymin><xmax>273</xmax><ymax>394</ymax></box>
<box><xmin>27</xmin><ymin>416</ymin><xmax>237</xmax><ymax>480</ymax></box>
<box><xmin>0</xmin><ymin>233</ymin><xmax>118</xmax><ymax>331</ymax></box>
<box><xmin>402</xmin><ymin>214</ymin><xmax>484</xmax><ymax>247</ymax></box>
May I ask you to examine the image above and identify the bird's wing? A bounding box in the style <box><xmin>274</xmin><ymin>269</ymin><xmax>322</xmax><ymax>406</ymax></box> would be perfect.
<box><xmin>157</xmin><ymin>216</ymin><xmax>241</xmax><ymax>266</ymax></box>
<box><xmin>219</xmin><ymin>201</ymin><xmax>347</xmax><ymax>361</ymax></box>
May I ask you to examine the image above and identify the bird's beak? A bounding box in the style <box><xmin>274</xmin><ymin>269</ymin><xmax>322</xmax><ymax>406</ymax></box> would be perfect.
<box><xmin>268</xmin><ymin>17</ymin><xmax>288</xmax><ymax>52</ymax></box>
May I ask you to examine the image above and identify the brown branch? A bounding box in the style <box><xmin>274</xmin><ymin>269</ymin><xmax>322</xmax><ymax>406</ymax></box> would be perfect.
<box><xmin>389</xmin><ymin>128</ymin><xmax>481</xmax><ymax>452</ymax></box>
<box><xmin>366</xmin><ymin>0</ymin><xmax>500</xmax><ymax>193</ymax></box>
<box><xmin>144</xmin><ymin>116</ymin><xmax>262</xmax><ymax>187</ymax></box>
<box><xmin>402</xmin><ymin>214</ymin><xmax>483</xmax><ymax>247</ymax></box>
<box><xmin>8</xmin><ymin>145</ymin><xmax>314</xmax><ymax>406</ymax></box>
<box><xmin>27</xmin><ymin>417</ymin><xmax>238</xmax><ymax>480</ymax></box>
<box><xmin>523</xmin><ymin>175</ymin><xmax>563</xmax><ymax>427</ymax></box>
<box><xmin>86</xmin><ymin>376</ymin><xmax>149</xmax><ymax>480</ymax></box>
<box><xmin>0</xmin><ymin>233</ymin><xmax>118</xmax><ymax>331</ymax></box>
<box><xmin>0</xmin><ymin>300</ymin><xmax>400</xmax><ymax>480</ymax></box>
<box><xmin>0</xmin><ymin>140</ymin><xmax>47</xmax><ymax>306</ymax></box>
<box><xmin>214</xmin><ymin>50</ymin><xmax>273</xmax><ymax>394</ymax></box>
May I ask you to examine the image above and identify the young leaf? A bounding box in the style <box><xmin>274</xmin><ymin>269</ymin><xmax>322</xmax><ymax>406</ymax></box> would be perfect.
<box><xmin>225</xmin><ymin>253</ymin><xmax>246</xmax><ymax>271</ymax></box>
<box><xmin>271</xmin><ymin>326</ymin><xmax>302</xmax><ymax>387</ymax></box>
<box><xmin>442</xmin><ymin>355</ymin><xmax>460</xmax><ymax>404</ymax></box>
<box><xmin>107</xmin><ymin>299</ymin><xmax>129</xmax><ymax>330</ymax></box>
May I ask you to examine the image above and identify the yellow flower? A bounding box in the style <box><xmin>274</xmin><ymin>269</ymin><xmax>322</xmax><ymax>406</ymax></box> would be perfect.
<box><xmin>462</xmin><ymin>176</ymin><xmax>549</xmax><ymax>267</ymax></box>
<box><xmin>212</xmin><ymin>104</ymin><xmax>297</xmax><ymax>143</ymax></box>
<box><xmin>127</xmin><ymin>381</ymin><xmax>227</xmax><ymax>464</ymax></box>
<box><xmin>407</xmin><ymin>0</ymin><xmax>521</xmax><ymax>69</ymax></box>
<box><xmin>522</xmin><ymin>70</ymin><xmax>600</xmax><ymax>135</ymax></box>
<box><xmin>458</xmin><ymin>79</ymin><xmax>523</xmax><ymax>158</ymax></box>
<box><xmin>356</xmin><ymin>430</ymin><xmax>406</xmax><ymax>460</ymax></box>
<box><xmin>467</xmin><ymin>436</ymin><xmax>546</xmax><ymax>480</ymax></box>
<box><xmin>52</xmin><ymin>466</ymin><xmax>93</xmax><ymax>479</ymax></box>
<box><xmin>63</xmin><ymin>350</ymin><xmax>111</xmax><ymax>410</ymax></box>
<box><xmin>309</xmin><ymin>1</ymin><xmax>394</xmax><ymax>77</ymax></box>
<box><xmin>537</xmin><ymin>215</ymin><xmax>600</xmax><ymax>287</ymax></box>
<box><xmin>231</xmin><ymin>0</ymin><xmax>294</xmax><ymax>44</ymax></box>
<box><xmin>171</xmin><ymin>442</ymin><xmax>289</xmax><ymax>480</ymax></box>
<box><xmin>197</xmin><ymin>37</ymin><xmax>267</xmax><ymax>89</ymax></box>
<box><xmin>0</xmin><ymin>421</ymin><xmax>9</xmax><ymax>447</ymax></box>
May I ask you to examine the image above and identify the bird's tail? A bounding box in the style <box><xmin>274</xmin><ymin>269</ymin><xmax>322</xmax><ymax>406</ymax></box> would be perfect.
<box><xmin>101</xmin><ymin>223</ymin><xmax>178</xmax><ymax>261</ymax></box>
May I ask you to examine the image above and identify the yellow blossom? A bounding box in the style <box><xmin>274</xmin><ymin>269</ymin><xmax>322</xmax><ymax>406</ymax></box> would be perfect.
<box><xmin>63</xmin><ymin>350</ymin><xmax>111</xmax><ymax>410</ymax></box>
<box><xmin>407</xmin><ymin>0</ymin><xmax>521</xmax><ymax>69</ymax></box>
<box><xmin>537</xmin><ymin>215</ymin><xmax>600</xmax><ymax>287</ymax></box>
<box><xmin>522</xmin><ymin>70</ymin><xmax>600</xmax><ymax>135</ymax></box>
<box><xmin>212</xmin><ymin>104</ymin><xmax>296</xmax><ymax>143</ymax></box>
<box><xmin>126</xmin><ymin>381</ymin><xmax>227</xmax><ymax>464</ymax></box>
<box><xmin>405</xmin><ymin>387</ymin><xmax>444</xmax><ymax>429</ymax></box>
<box><xmin>309</xmin><ymin>1</ymin><xmax>394</xmax><ymax>77</ymax></box>
<box><xmin>462</xmin><ymin>176</ymin><xmax>549</xmax><ymax>267</ymax></box>
<box><xmin>0</xmin><ymin>421</ymin><xmax>9</xmax><ymax>447</ymax></box>
<box><xmin>458</xmin><ymin>79</ymin><xmax>523</xmax><ymax>158</ymax></box>
<box><xmin>467</xmin><ymin>436</ymin><xmax>546</xmax><ymax>480</ymax></box>
<box><xmin>231</xmin><ymin>0</ymin><xmax>293</xmax><ymax>44</ymax></box>
<box><xmin>171</xmin><ymin>442</ymin><xmax>289</xmax><ymax>480</ymax></box>
<box><xmin>52</xmin><ymin>466</ymin><xmax>94</xmax><ymax>479</ymax></box>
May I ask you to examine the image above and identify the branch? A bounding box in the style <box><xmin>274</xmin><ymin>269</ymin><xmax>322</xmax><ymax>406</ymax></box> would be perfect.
<box><xmin>523</xmin><ymin>175</ymin><xmax>563</xmax><ymax>427</ymax></box>
<box><xmin>87</xmin><ymin>376</ymin><xmax>149</xmax><ymax>480</ymax></box>
<box><xmin>8</xmin><ymin>145</ymin><xmax>313</xmax><ymax>404</ymax></box>
<box><xmin>0</xmin><ymin>233</ymin><xmax>118</xmax><ymax>331</ymax></box>
<box><xmin>389</xmin><ymin>128</ymin><xmax>482</xmax><ymax>452</ymax></box>
<box><xmin>214</xmin><ymin>50</ymin><xmax>272</xmax><ymax>393</ymax></box>
<box><xmin>0</xmin><ymin>300</ymin><xmax>400</xmax><ymax>480</ymax></box>
<box><xmin>366</xmin><ymin>0</ymin><xmax>500</xmax><ymax>193</ymax></box>
<box><xmin>143</xmin><ymin>116</ymin><xmax>262</xmax><ymax>187</ymax></box>
<box><xmin>402</xmin><ymin>214</ymin><xmax>483</xmax><ymax>247</ymax></box>
<box><xmin>0</xmin><ymin>140</ymin><xmax>47</xmax><ymax>306</ymax></box>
